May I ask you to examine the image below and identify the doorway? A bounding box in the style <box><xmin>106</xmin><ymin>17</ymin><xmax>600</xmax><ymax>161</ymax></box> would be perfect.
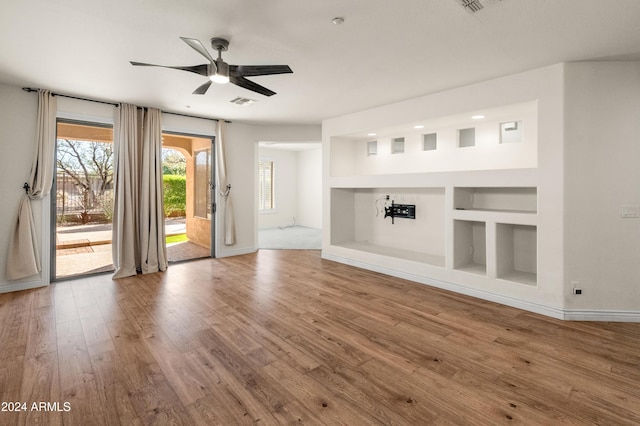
<box><xmin>162</xmin><ymin>132</ymin><xmax>215</xmax><ymax>262</ymax></box>
<box><xmin>257</xmin><ymin>141</ymin><xmax>322</xmax><ymax>250</ymax></box>
<box><xmin>53</xmin><ymin>120</ymin><xmax>115</xmax><ymax>279</ymax></box>
<box><xmin>52</xmin><ymin>123</ymin><xmax>215</xmax><ymax>280</ymax></box>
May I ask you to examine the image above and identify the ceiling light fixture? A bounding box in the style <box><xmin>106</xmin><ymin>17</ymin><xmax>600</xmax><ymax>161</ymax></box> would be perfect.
<box><xmin>332</xmin><ymin>17</ymin><xmax>345</xmax><ymax>25</ymax></box>
<box><xmin>209</xmin><ymin>37</ymin><xmax>230</xmax><ymax>84</ymax></box>
<box><xmin>414</xmin><ymin>125</ymin><xmax>424</xmax><ymax>129</ymax></box>
<box><xmin>472</xmin><ymin>115</ymin><xmax>486</xmax><ymax>120</ymax></box>
<box><xmin>367</xmin><ymin>133</ymin><xmax>376</xmax><ymax>136</ymax></box>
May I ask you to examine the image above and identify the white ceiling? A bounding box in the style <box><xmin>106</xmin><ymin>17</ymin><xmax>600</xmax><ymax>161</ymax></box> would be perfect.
<box><xmin>1</xmin><ymin>0</ymin><xmax>639</xmax><ymax>125</ymax></box>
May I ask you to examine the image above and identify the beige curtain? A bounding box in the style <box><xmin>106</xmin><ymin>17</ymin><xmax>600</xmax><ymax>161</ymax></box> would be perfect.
<box><xmin>112</xmin><ymin>105</ymin><xmax>166</xmax><ymax>278</ymax></box>
<box><xmin>216</xmin><ymin>120</ymin><xmax>236</xmax><ymax>245</ymax></box>
<box><xmin>6</xmin><ymin>90</ymin><xmax>56</xmax><ymax>280</ymax></box>
<box><xmin>139</xmin><ymin>108</ymin><xmax>167</xmax><ymax>273</ymax></box>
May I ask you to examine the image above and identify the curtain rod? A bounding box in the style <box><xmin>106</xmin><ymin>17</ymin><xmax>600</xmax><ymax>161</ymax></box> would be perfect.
<box><xmin>22</xmin><ymin>87</ymin><xmax>230</xmax><ymax>123</ymax></box>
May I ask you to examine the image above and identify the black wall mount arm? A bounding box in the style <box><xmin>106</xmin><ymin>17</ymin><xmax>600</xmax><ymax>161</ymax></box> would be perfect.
<box><xmin>384</xmin><ymin>202</ymin><xmax>416</xmax><ymax>224</ymax></box>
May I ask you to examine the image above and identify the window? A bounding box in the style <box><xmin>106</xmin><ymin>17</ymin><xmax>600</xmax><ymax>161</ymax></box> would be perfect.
<box><xmin>194</xmin><ymin>147</ymin><xmax>211</xmax><ymax>218</ymax></box>
<box><xmin>258</xmin><ymin>158</ymin><xmax>275</xmax><ymax>212</ymax></box>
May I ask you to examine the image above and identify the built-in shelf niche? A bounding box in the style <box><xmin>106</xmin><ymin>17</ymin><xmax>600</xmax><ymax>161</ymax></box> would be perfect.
<box><xmin>496</xmin><ymin>223</ymin><xmax>537</xmax><ymax>285</ymax></box>
<box><xmin>500</xmin><ymin>121</ymin><xmax>523</xmax><ymax>144</ymax></box>
<box><xmin>458</xmin><ymin>128</ymin><xmax>475</xmax><ymax>148</ymax></box>
<box><xmin>392</xmin><ymin>137</ymin><xmax>405</xmax><ymax>154</ymax></box>
<box><xmin>454</xmin><ymin>220</ymin><xmax>486</xmax><ymax>275</ymax></box>
<box><xmin>367</xmin><ymin>140</ymin><xmax>377</xmax><ymax>156</ymax></box>
<box><xmin>454</xmin><ymin>187</ymin><xmax>537</xmax><ymax>213</ymax></box>
<box><xmin>330</xmin><ymin>187</ymin><xmax>446</xmax><ymax>267</ymax></box>
<box><xmin>422</xmin><ymin>133</ymin><xmax>437</xmax><ymax>151</ymax></box>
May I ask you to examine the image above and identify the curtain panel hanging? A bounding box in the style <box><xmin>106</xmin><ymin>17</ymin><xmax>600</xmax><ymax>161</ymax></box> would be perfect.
<box><xmin>216</xmin><ymin>120</ymin><xmax>236</xmax><ymax>245</ymax></box>
<box><xmin>6</xmin><ymin>90</ymin><xmax>56</xmax><ymax>281</ymax></box>
<box><xmin>112</xmin><ymin>104</ymin><xmax>167</xmax><ymax>279</ymax></box>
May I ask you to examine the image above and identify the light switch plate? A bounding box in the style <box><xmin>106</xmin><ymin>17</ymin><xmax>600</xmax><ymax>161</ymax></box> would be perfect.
<box><xmin>621</xmin><ymin>205</ymin><xmax>640</xmax><ymax>218</ymax></box>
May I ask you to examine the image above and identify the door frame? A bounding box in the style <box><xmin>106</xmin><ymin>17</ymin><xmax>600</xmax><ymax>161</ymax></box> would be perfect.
<box><xmin>51</xmin><ymin>118</ymin><xmax>115</xmax><ymax>281</ymax></box>
<box><xmin>162</xmin><ymin>130</ymin><xmax>217</xmax><ymax>259</ymax></box>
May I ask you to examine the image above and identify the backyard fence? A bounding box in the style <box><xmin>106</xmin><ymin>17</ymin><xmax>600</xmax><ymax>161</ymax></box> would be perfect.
<box><xmin>56</xmin><ymin>171</ymin><xmax>113</xmax><ymax>223</ymax></box>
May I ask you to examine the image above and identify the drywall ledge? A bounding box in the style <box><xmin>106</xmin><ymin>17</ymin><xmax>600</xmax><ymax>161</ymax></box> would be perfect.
<box><xmin>335</xmin><ymin>241</ymin><xmax>445</xmax><ymax>267</ymax></box>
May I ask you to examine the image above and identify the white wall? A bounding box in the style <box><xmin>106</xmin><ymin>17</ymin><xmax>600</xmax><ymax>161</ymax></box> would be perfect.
<box><xmin>332</xmin><ymin>101</ymin><xmax>538</xmax><ymax>177</ymax></box>
<box><xmin>564</xmin><ymin>62</ymin><xmax>640</xmax><ymax>313</ymax></box>
<box><xmin>297</xmin><ymin>147</ymin><xmax>322</xmax><ymax>228</ymax></box>
<box><xmin>323</xmin><ymin>64</ymin><xmax>567</xmax><ymax>317</ymax></box>
<box><xmin>0</xmin><ymin>84</ymin><xmax>41</xmax><ymax>291</ymax></box>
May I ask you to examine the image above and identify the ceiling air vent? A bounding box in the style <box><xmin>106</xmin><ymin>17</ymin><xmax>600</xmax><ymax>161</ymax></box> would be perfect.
<box><xmin>460</xmin><ymin>0</ymin><xmax>484</xmax><ymax>12</ymax></box>
<box><xmin>229</xmin><ymin>97</ymin><xmax>256</xmax><ymax>106</ymax></box>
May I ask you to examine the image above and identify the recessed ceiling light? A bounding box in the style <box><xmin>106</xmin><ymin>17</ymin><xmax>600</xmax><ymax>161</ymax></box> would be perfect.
<box><xmin>472</xmin><ymin>115</ymin><xmax>486</xmax><ymax>120</ymax></box>
<box><xmin>367</xmin><ymin>133</ymin><xmax>376</xmax><ymax>136</ymax></box>
<box><xmin>332</xmin><ymin>17</ymin><xmax>345</xmax><ymax>25</ymax></box>
<box><xmin>414</xmin><ymin>125</ymin><xmax>424</xmax><ymax>129</ymax></box>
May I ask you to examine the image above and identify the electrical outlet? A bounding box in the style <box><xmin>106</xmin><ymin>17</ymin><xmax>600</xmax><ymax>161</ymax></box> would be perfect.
<box><xmin>571</xmin><ymin>281</ymin><xmax>582</xmax><ymax>295</ymax></box>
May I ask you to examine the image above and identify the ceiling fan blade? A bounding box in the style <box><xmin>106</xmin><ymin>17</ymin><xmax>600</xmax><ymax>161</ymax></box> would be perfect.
<box><xmin>180</xmin><ymin>37</ymin><xmax>217</xmax><ymax>68</ymax></box>
<box><xmin>193</xmin><ymin>80</ymin><xmax>212</xmax><ymax>95</ymax></box>
<box><xmin>230</xmin><ymin>76</ymin><xmax>276</xmax><ymax>97</ymax></box>
<box><xmin>130</xmin><ymin>61</ymin><xmax>209</xmax><ymax>76</ymax></box>
<box><xmin>230</xmin><ymin>65</ymin><xmax>293</xmax><ymax>77</ymax></box>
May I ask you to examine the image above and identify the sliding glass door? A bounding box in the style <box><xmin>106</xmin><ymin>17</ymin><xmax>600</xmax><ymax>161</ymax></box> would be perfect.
<box><xmin>53</xmin><ymin>120</ymin><xmax>115</xmax><ymax>279</ymax></box>
<box><xmin>52</xmin><ymin>124</ymin><xmax>215</xmax><ymax>279</ymax></box>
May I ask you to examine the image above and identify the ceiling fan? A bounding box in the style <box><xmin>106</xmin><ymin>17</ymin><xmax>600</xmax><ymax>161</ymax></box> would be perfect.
<box><xmin>130</xmin><ymin>36</ymin><xmax>292</xmax><ymax>97</ymax></box>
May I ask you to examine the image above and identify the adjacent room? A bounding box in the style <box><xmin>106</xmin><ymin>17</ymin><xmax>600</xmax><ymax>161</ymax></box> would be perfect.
<box><xmin>1</xmin><ymin>1</ymin><xmax>640</xmax><ymax>424</ymax></box>
<box><xmin>257</xmin><ymin>141</ymin><xmax>322</xmax><ymax>250</ymax></box>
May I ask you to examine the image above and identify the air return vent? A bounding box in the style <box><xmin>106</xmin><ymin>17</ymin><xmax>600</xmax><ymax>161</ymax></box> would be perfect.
<box><xmin>460</xmin><ymin>0</ymin><xmax>484</xmax><ymax>12</ymax></box>
<box><xmin>229</xmin><ymin>97</ymin><xmax>256</xmax><ymax>106</ymax></box>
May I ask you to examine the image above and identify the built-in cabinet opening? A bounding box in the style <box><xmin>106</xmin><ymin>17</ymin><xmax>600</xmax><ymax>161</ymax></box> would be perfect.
<box><xmin>496</xmin><ymin>224</ymin><xmax>537</xmax><ymax>285</ymax></box>
<box><xmin>453</xmin><ymin>220</ymin><xmax>486</xmax><ymax>275</ymax></box>
<box><xmin>329</xmin><ymin>184</ymin><xmax>538</xmax><ymax>287</ymax></box>
<box><xmin>330</xmin><ymin>187</ymin><xmax>446</xmax><ymax>266</ymax></box>
<box><xmin>454</xmin><ymin>187</ymin><xmax>537</xmax><ymax>213</ymax></box>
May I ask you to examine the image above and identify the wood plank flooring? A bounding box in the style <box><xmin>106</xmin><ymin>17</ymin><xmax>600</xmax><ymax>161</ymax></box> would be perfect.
<box><xmin>1</xmin><ymin>249</ymin><xmax>639</xmax><ymax>425</ymax></box>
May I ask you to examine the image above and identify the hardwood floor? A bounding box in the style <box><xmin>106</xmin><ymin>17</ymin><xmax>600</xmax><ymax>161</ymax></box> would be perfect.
<box><xmin>1</xmin><ymin>250</ymin><xmax>639</xmax><ymax>425</ymax></box>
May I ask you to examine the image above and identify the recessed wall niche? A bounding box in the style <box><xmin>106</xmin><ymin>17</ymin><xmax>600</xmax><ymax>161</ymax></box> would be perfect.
<box><xmin>392</xmin><ymin>137</ymin><xmax>405</xmax><ymax>154</ymax></box>
<box><xmin>500</xmin><ymin>121</ymin><xmax>523</xmax><ymax>144</ymax></box>
<box><xmin>367</xmin><ymin>140</ymin><xmax>377</xmax><ymax>156</ymax></box>
<box><xmin>422</xmin><ymin>133</ymin><xmax>437</xmax><ymax>151</ymax></box>
<box><xmin>458</xmin><ymin>128</ymin><xmax>475</xmax><ymax>148</ymax></box>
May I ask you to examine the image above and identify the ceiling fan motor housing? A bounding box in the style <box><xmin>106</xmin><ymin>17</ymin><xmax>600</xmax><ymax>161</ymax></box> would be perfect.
<box><xmin>210</xmin><ymin>37</ymin><xmax>229</xmax><ymax>52</ymax></box>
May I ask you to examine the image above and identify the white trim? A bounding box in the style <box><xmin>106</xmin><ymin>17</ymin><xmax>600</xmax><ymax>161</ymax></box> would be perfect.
<box><xmin>41</xmin><ymin>194</ymin><xmax>51</xmax><ymax>285</ymax></box>
<box><xmin>562</xmin><ymin>310</ymin><xmax>640</xmax><ymax>322</ymax></box>
<box><xmin>321</xmin><ymin>252</ymin><xmax>640</xmax><ymax>323</ymax></box>
<box><xmin>0</xmin><ymin>279</ymin><xmax>47</xmax><ymax>294</ymax></box>
<box><xmin>216</xmin><ymin>247</ymin><xmax>257</xmax><ymax>258</ymax></box>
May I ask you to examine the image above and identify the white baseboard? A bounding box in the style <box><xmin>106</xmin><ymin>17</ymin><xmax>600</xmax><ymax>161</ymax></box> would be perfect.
<box><xmin>562</xmin><ymin>310</ymin><xmax>640</xmax><ymax>322</ymax></box>
<box><xmin>216</xmin><ymin>246</ymin><xmax>257</xmax><ymax>258</ymax></box>
<box><xmin>322</xmin><ymin>252</ymin><xmax>639</xmax><ymax>323</ymax></box>
<box><xmin>0</xmin><ymin>278</ymin><xmax>47</xmax><ymax>294</ymax></box>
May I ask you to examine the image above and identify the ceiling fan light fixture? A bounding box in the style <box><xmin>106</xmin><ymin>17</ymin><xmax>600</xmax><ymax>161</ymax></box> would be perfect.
<box><xmin>210</xmin><ymin>60</ymin><xmax>230</xmax><ymax>84</ymax></box>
